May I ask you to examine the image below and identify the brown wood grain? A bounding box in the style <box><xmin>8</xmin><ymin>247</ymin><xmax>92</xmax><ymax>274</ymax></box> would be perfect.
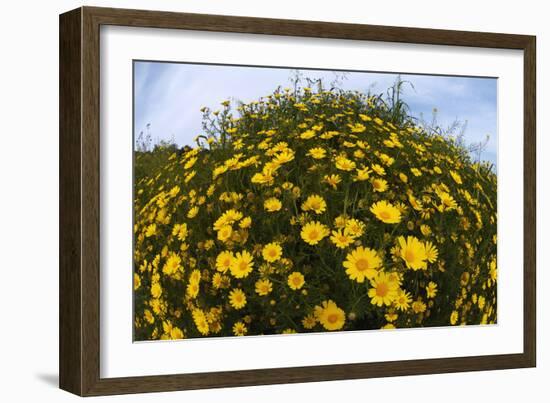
<box><xmin>59</xmin><ymin>6</ymin><xmax>537</xmax><ymax>396</ymax></box>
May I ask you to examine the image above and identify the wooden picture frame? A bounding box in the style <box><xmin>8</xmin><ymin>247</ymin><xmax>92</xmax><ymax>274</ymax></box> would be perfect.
<box><xmin>59</xmin><ymin>6</ymin><xmax>536</xmax><ymax>396</ymax></box>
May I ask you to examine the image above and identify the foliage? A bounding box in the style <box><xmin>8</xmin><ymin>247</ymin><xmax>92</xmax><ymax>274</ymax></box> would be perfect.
<box><xmin>133</xmin><ymin>83</ymin><xmax>497</xmax><ymax>341</ymax></box>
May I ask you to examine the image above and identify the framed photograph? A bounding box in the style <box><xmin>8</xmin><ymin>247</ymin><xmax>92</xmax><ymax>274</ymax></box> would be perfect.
<box><xmin>59</xmin><ymin>6</ymin><xmax>536</xmax><ymax>396</ymax></box>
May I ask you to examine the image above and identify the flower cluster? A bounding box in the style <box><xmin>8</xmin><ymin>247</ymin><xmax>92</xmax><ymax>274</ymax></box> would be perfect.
<box><xmin>133</xmin><ymin>84</ymin><xmax>497</xmax><ymax>340</ymax></box>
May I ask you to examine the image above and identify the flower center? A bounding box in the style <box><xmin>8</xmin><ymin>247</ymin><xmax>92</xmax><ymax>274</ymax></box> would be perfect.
<box><xmin>376</xmin><ymin>283</ymin><xmax>389</xmax><ymax>297</ymax></box>
<box><xmin>379</xmin><ymin>211</ymin><xmax>390</xmax><ymax>220</ymax></box>
<box><xmin>355</xmin><ymin>258</ymin><xmax>369</xmax><ymax>272</ymax></box>
<box><xmin>327</xmin><ymin>313</ymin><xmax>339</xmax><ymax>323</ymax></box>
<box><xmin>405</xmin><ymin>249</ymin><xmax>416</xmax><ymax>263</ymax></box>
<box><xmin>309</xmin><ymin>229</ymin><xmax>319</xmax><ymax>239</ymax></box>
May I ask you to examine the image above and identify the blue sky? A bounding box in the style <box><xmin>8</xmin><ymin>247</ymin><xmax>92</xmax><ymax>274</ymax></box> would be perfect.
<box><xmin>134</xmin><ymin>61</ymin><xmax>497</xmax><ymax>166</ymax></box>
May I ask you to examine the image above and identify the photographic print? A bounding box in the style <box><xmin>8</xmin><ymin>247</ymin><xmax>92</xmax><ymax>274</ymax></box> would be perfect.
<box><xmin>132</xmin><ymin>62</ymin><xmax>497</xmax><ymax>341</ymax></box>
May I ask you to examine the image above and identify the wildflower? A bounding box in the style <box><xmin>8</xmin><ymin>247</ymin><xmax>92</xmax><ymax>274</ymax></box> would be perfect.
<box><xmin>412</xmin><ymin>300</ymin><xmax>427</xmax><ymax>313</ymax></box>
<box><xmin>302</xmin><ymin>314</ymin><xmax>317</xmax><ymax>329</ymax></box>
<box><xmin>450</xmin><ymin>170</ymin><xmax>463</xmax><ymax>184</ymax></box>
<box><xmin>368</xmin><ymin>272</ymin><xmax>399</xmax><ymax>307</ymax></box>
<box><xmin>229</xmin><ymin>250</ymin><xmax>254</xmax><ymax>278</ymax></box>
<box><xmin>163</xmin><ymin>254</ymin><xmax>181</xmax><ymax>276</ymax></box>
<box><xmin>426</xmin><ymin>281</ymin><xmax>438</xmax><ymax>298</ymax></box>
<box><xmin>314</xmin><ymin>300</ymin><xmax>345</xmax><ymax>331</ymax></box>
<box><xmin>424</xmin><ymin>241</ymin><xmax>439</xmax><ymax>263</ymax></box>
<box><xmin>355</xmin><ymin>167</ymin><xmax>371</xmax><ymax>181</ymax></box>
<box><xmin>394</xmin><ymin>290</ymin><xmax>412</xmax><ymax>311</ymax></box>
<box><xmin>301</xmin><ymin>194</ymin><xmax>327</xmax><ymax>214</ymax></box>
<box><xmin>324</xmin><ymin>174</ymin><xmax>342</xmax><ymax>189</ymax></box>
<box><xmin>372</xmin><ymin>178</ymin><xmax>388</xmax><ymax>192</ymax></box>
<box><xmin>398</xmin><ymin>236</ymin><xmax>428</xmax><ymax>270</ymax></box>
<box><xmin>255</xmin><ymin>279</ymin><xmax>273</xmax><ymax>296</ymax></box>
<box><xmin>287</xmin><ymin>272</ymin><xmax>305</xmax><ymax>290</ymax></box>
<box><xmin>343</xmin><ymin>246</ymin><xmax>382</xmax><ymax>283</ymax></box>
<box><xmin>192</xmin><ymin>309</ymin><xmax>209</xmax><ymax>335</ymax></box>
<box><xmin>300</xmin><ymin>221</ymin><xmax>329</xmax><ymax>245</ymax></box>
<box><xmin>334</xmin><ymin>156</ymin><xmax>356</xmax><ymax>171</ymax></box>
<box><xmin>215</xmin><ymin>251</ymin><xmax>234</xmax><ymax>273</ymax></box>
<box><xmin>307</xmin><ymin>147</ymin><xmax>326</xmax><ymax>159</ymax></box>
<box><xmin>229</xmin><ymin>288</ymin><xmax>247</xmax><ymax>309</ymax></box>
<box><xmin>264</xmin><ymin>197</ymin><xmax>282</xmax><ymax>212</ymax></box>
<box><xmin>233</xmin><ymin>321</ymin><xmax>248</xmax><ymax>336</ymax></box>
<box><xmin>345</xmin><ymin>219</ymin><xmax>365</xmax><ymax>237</ymax></box>
<box><xmin>371</xmin><ymin>164</ymin><xmax>385</xmax><ymax>176</ymax></box>
<box><xmin>330</xmin><ymin>229</ymin><xmax>354</xmax><ymax>249</ymax></box>
<box><xmin>262</xmin><ymin>242</ymin><xmax>283</xmax><ymax>263</ymax></box>
<box><xmin>370</xmin><ymin>201</ymin><xmax>402</xmax><ymax>224</ymax></box>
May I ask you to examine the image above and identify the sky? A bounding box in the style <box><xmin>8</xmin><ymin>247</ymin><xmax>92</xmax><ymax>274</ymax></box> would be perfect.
<box><xmin>134</xmin><ymin>61</ymin><xmax>497</xmax><ymax>166</ymax></box>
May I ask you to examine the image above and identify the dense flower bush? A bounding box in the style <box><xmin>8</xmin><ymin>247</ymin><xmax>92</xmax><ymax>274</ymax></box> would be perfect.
<box><xmin>133</xmin><ymin>84</ymin><xmax>497</xmax><ymax>341</ymax></box>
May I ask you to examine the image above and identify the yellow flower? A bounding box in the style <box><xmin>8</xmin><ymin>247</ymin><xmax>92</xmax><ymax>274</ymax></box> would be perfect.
<box><xmin>301</xmin><ymin>194</ymin><xmax>327</xmax><ymax>214</ymax></box>
<box><xmin>133</xmin><ymin>273</ymin><xmax>141</xmax><ymax>290</ymax></box>
<box><xmin>412</xmin><ymin>300</ymin><xmax>427</xmax><ymax>313</ymax></box>
<box><xmin>345</xmin><ymin>218</ymin><xmax>365</xmax><ymax>237</ymax></box>
<box><xmin>371</xmin><ymin>178</ymin><xmax>388</xmax><ymax>192</ymax></box>
<box><xmin>273</xmin><ymin>149</ymin><xmax>295</xmax><ymax>165</ymax></box>
<box><xmin>370</xmin><ymin>201</ymin><xmax>402</xmax><ymax>224</ymax></box>
<box><xmin>323</xmin><ymin>174</ymin><xmax>342</xmax><ymax>189</ymax></box>
<box><xmin>394</xmin><ymin>289</ymin><xmax>412</xmax><ymax>311</ymax></box>
<box><xmin>264</xmin><ymin>197</ymin><xmax>282</xmax><ymax>212</ymax></box>
<box><xmin>450</xmin><ymin>170</ymin><xmax>463</xmax><ymax>184</ymax></box>
<box><xmin>300</xmin><ymin>221</ymin><xmax>330</xmax><ymax>245</ymax></box>
<box><xmin>450</xmin><ymin>311</ymin><xmax>459</xmax><ymax>325</ymax></box>
<box><xmin>300</xmin><ymin>129</ymin><xmax>316</xmax><ymax>139</ymax></box>
<box><xmin>229</xmin><ymin>250</ymin><xmax>254</xmax><ymax>278</ymax></box>
<box><xmin>371</xmin><ymin>164</ymin><xmax>385</xmax><ymax>176</ymax></box>
<box><xmin>368</xmin><ymin>272</ymin><xmax>399</xmax><ymax>307</ymax></box>
<box><xmin>215</xmin><ymin>251</ymin><xmax>234</xmax><ymax>273</ymax></box>
<box><xmin>437</xmin><ymin>191</ymin><xmax>457</xmax><ymax>211</ymax></box>
<box><xmin>213</xmin><ymin>209</ymin><xmax>243</xmax><ymax>230</ymax></box>
<box><xmin>302</xmin><ymin>314</ymin><xmax>317</xmax><ymax>329</ymax></box>
<box><xmin>410</xmin><ymin>167</ymin><xmax>422</xmax><ymax>177</ymax></box>
<box><xmin>239</xmin><ymin>216</ymin><xmax>252</xmax><ymax>229</ymax></box>
<box><xmin>385</xmin><ymin>312</ymin><xmax>398</xmax><ymax>322</ymax></box>
<box><xmin>399</xmin><ymin>172</ymin><xmax>408</xmax><ymax>183</ymax></box>
<box><xmin>398</xmin><ymin>236</ymin><xmax>428</xmax><ymax>270</ymax></box>
<box><xmin>426</xmin><ymin>281</ymin><xmax>438</xmax><ymax>298</ymax></box>
<box><xmin>307</xmin><ymin>147</ymin><xmax>326</xmax><ymax>159</ymax></box>
<box><xmin>172</xmin><ymin>223</ymin><xmax>188</xmax><ymax>241</ymax></box>
<box><xmin>330</xmin><ymin>229</ymin><xmax>354</xmax><ymax>249</ymax></box>
<box><xmin>287</xmin><ymin>272</ymin><xmax>305</xmax><ymax>290</ymax></box>
<box><xmin>420</xmin><ymin>224</ymin><xmax>432</xmax><ymax>237</ymax></box>
<box><xmin>348</xmin><ymin>122</ymin><xmax>366</xmax><ymax>133</ymax></box>
<box><xmin>229</xmin><ymin>288</ymin><xmax>247</xmax><ymax>309</ymax></box>
<box><xmin>424</xmin><ymin>241</ymin><xmax>439</xmax><ymax>263</ymax></box>
<box><xmin>354</xmin><ymin>167</ymin><xmax>371</xmax><ymax>181</ymax></box>
<box><xmin>343</xmin><ymin>246</ymin><xmax>382</xmax><ymax>283</ymax></box>
<box><xmin>163</xmin><ymin>253</ymin><xmax>181</xmax><ymax>275</ymax></box>
<box><xmin>144</xmin><ymin>309</ymin><xmax>154</xmax><ymax>324</ymax></box>
<box><xmin>314</xmin><ymin>300</ymin><xmax>345</xmax><ymax>331</ymax></box>
<box><xmin>170</xmin><ymin>327</ymin><xmax>185</xmax><ymax>340</ymax></box>
<box><xmin>145</xmin><ymin>223</ymin><xmax>157</xmax><ymax>237</ymax></box>
<box><xmin>217</xmin><ymin>225</ymin><xmax>233</xmax><ymax>242</ymax></box>
<box><xmin>232</xmin><ymin>321</ymin><xmax>247</xmax><ymax>336</ymax></box>
<box><xmin>187</xmin><ymin>206</ymin><xmax>199</xmax><ymax>218</ymax></box>
<box><xmin>192</xmin><ymin>309</ymin><xmax>209</xmax><ymax>335</ymax></box>
<box><xmin>150</xmin><ymin>282</ymin><xmax>162</xmax><ymax>298</ymax></box>
<box><xmin>262</xmin><ymin>242</ymin><xmax>283</xmax><ymax>263</ymax></box>
<box><xmin>334</xmin><ymin>156</ymin><xmax>356</xmax><ymax>171</ymax></box>
<box><xmin>255</xmin><ymin>279</ymin><xmax>273</xmax><ymax>296</ymax></box>
<box><xmin>186</xmin><ymin>282</ymin><xmax>199</xmax><ymax>299</ymax></box>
